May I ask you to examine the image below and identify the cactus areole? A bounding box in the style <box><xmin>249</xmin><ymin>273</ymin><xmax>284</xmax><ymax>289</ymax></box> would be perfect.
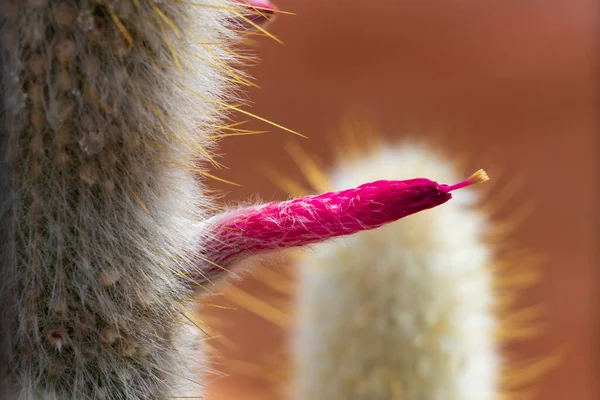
<box><xmin>197</xmin><ymin>170</ymin><xmax>490</xmax><ymax>284</ymax></box>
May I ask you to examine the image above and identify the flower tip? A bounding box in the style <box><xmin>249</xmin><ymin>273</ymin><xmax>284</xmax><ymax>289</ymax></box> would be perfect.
<box><xmin>246</xmin><ymin>0</ymin><xmax>279</xmax><ymax>12</ymax></box>
<box><xmin>467</xmin><ymin>169</ymin><xmax>489</xmax><ymax>185</ymax></box>
<box><xmin>445</xmin><ymin>169</ymin><xmax>490</xmax><ymax>192</ymax></box>
<box><xmin>235</xmin><ymin>0</ymin><xmax>279</xmax><ymax>28</ymax></box>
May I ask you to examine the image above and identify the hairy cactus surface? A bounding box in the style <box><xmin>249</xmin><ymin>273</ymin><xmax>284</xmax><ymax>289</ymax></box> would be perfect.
<box><xmin>0</xmin><ymin>1</ymin><xmax>244</xmax><ymax>398</ymax></box>
<box><xmin>293</xmin><ymin>142</ymin><xmax>498</xmax><ymax>400</ymax></box>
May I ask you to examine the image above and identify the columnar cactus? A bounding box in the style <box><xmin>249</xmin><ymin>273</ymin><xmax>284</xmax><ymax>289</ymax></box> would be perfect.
<box><xmin>0</xmin><ymin>1</ymin><xmax>243</xmax><ymax>398</ymax></box>
<box><xmin>294</xmin><ymin>142</ymin><xmax>498</xmax><ymax>400</ymax></box>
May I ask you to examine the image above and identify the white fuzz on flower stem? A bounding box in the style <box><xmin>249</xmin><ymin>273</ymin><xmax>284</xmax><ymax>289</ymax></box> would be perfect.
<box><xmin>294</xmin><ymin>143</ymin><xmax>498</xmax><ymax>400</ymax></box>
<box><xmin>0</xmin><ymin>1</ymin><xmax>249</xmax><ymax>399</ymax></box>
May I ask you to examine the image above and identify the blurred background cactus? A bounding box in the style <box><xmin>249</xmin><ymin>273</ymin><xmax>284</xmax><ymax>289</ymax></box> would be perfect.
<box><xmin>293</xmin><ymin>140</ymin><xmax>499</xmax><ymax>400</ymax></box>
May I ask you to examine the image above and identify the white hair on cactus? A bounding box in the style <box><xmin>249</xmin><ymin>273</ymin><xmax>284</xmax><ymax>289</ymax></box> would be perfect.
<box><xmin>0</xmin><ymin>1</ymin><xmax>251</xmax><ymax>398</ymax></box>
<box><xmin>293</xmin><ymin>143</ymin><xmax>498</xmax><ymax>400</ymax></box>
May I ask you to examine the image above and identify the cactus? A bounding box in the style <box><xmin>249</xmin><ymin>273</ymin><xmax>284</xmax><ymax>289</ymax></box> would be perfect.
<box><xmin>0</xmin><ymin>1</ymin><xmax>246</xmax><ymax>398</ymax></box>
<box><xmin>293</xmin><ymin>142</ymin><xmax>498</xmax><ymax>400</ymax></box>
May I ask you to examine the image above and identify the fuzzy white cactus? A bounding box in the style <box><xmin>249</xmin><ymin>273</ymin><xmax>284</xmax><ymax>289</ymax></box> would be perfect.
<box><xmin>0</xmin><ymin>1</ymin><xmax>250</xmax><ymax>398</ymax></box>
<box><xmin>293</xmin><ymin>143</ymin><xmax>498</xmax><ymax>400</ymax></box>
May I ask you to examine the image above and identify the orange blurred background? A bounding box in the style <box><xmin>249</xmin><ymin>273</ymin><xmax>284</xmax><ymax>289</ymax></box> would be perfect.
<box><xmin>201</xmin><ymin>1</ymin><xmax>598</xmax><ymax>399</ymax></box>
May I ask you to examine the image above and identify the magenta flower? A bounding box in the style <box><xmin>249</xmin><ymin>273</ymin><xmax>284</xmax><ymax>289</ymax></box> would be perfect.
<box><xmin>194</xmin><ymin>170</ymin><xmax>489</xmax><ymax>285</ymax></box>
<box><xmin>233</xmin><ymin>0</ymin><xmax>279</xmax><ymax>30</ymax></box>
